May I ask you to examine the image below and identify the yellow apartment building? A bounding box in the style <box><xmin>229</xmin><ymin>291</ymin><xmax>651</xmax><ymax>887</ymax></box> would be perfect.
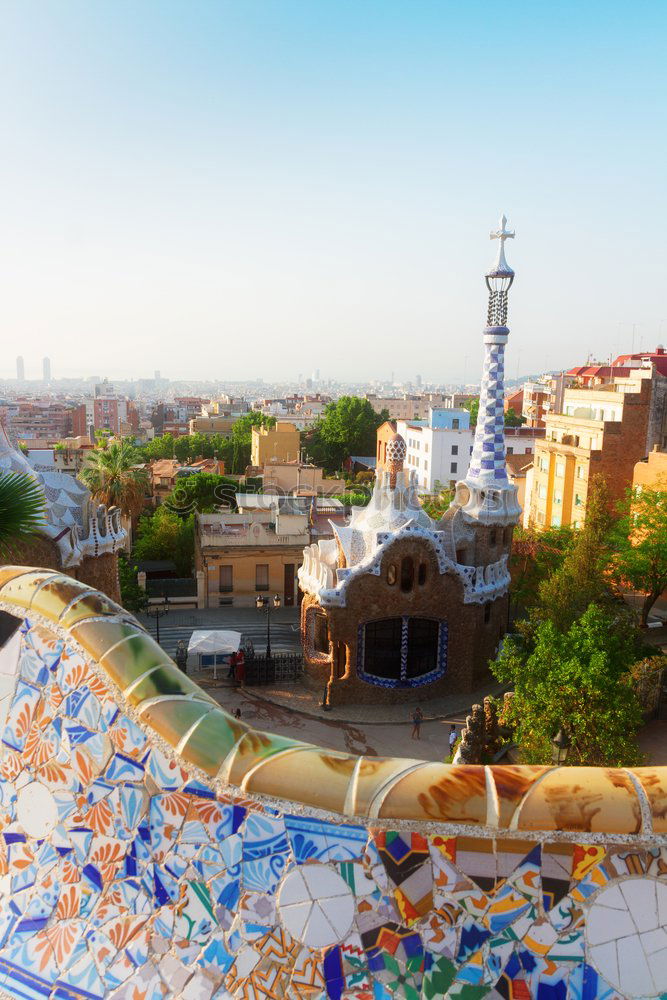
<box><xmin>251</xmin><ymin>421</ymin><xmax>301</xmax><ymax>468</ymax></box>
<box><xmin>194</xmin><ymin>498</ymin><xmax>310</xmax><ymax>608</ymax></box>
<box><xmin>528</xmin><ymin>368</ymin><xmax>667</xmax><ymax>529</ymax></box>
<box><xmin>261</xmin><ymin>461</ymin><xmax>346</xmax><ymax>496</ymax></box>
<box><xmin>189</xmin><ymin>415</ymin><xmax>235</xmax><ymax>435</ymax></box>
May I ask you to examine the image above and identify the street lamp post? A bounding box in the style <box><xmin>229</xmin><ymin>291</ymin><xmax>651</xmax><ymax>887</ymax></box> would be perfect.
<box><xmin>147</xmin><ymin>596</ymin><xmax>169</xmax><ymax>646</ymax></box>
<box><xmin>256</xmin><ymin>593</ymin><xmax>281</xmax><ymax>659</ymax></box>
<box><xmin>551</xmin><ymin>728</ymin><xmax>571</xmax><ymax>765</ymax></box>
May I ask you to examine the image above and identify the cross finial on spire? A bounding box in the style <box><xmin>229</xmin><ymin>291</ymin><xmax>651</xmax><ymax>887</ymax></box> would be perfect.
<box><xmin>488</xmin><ymin>214</ymin><xmax>515</xmax><ymax>276</ymax></box>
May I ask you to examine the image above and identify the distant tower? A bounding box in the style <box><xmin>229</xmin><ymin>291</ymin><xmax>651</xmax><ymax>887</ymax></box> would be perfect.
<box><xmin>16</xmin><ymin>356</ymin><xmax>24</xmax><ymax>381</ymax></box>
<box><xmin>416</xmin><ymin>374</ymin><xmax>422</xmax><ymax>388</ymax></box>
<box><xmin>454</xmin><ymin>215</ymin><xmax>521</xmax><ymax>525</ymax></box>
<box><xmin>43</xmin><ymin>357</ymin><xmax>51</xmax><ymax>382</ymax></box>
<box><xmin>154</xmin><ymin>370</ymin><xmax>161</xmax><ymax>382</ymax></box>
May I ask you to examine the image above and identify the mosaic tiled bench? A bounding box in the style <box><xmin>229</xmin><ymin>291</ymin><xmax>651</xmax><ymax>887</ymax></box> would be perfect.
<box><xmin>0</xmin><ymin>566</ymin><xmax>665</xmax><ymax>1000</ymax></box>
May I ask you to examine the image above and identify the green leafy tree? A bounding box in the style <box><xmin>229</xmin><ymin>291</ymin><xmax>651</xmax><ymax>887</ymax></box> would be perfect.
<box><xmin>307</xmin><ymin>397</ymin><xmax>388</xmax><ymax>472</ymax></box>
<box><xmin>118</xmin><ymin>553</ymin><xmax>148</xmax><ymax>613</ymax></box>
<box><xmin>462</xmin><ymin>397</ymin><xmax>479</xmax><ymax>426</ymax></box>
<box><xmin>0</xmin><ymin>472</ymin><xmax>46</xmax><ymax>557</ymax></box>
<box><xmin>608</xmin><ymin>484</ymin><xmax>667</xmax><ymax>625</ymax></box>
<box><xmin>133</xmin><ymin>508</ymin><xmax>195</xmax><ymax>577</ymax></box>
<box><xmin>165</xmin><ymin>472</ymin><xmax>238</xmax><ymax>515</ymax></box>
<box><xmin>330</xmin><ymin>491</ymin><xmax>371</xmax><ymax>508</ymax></box>
<box><xmin>94</xmin><ymin>429</ymin><xmax>112</xmax><ymax>448</ymax></box>
<box><xmin>504</xmin><ymin>407</ymin><xmax>527</xmax><ymax>427</ymax></box>
<box><xmin>533</xmin><ymin>476</ymin><xmax>613</xmax><ymax>633</ymax></box>
<box><xmin>81</xmin><ymin>440</ymin><xmax>149</xmax><ymax>518</ymax></box>
<box><xmin>137</xmin><ymin>434</ymin><xmax>176</xmax><ymax>461</ymax></box>
<box><xmin>509</xmin><ymin>524</ymin><xmax>574</xmax><ymax>621</ymax></box>
<box><xmin>493</xmin><ymin>604</ymin><xmax>644</xmax><ymax>766</ymax></box>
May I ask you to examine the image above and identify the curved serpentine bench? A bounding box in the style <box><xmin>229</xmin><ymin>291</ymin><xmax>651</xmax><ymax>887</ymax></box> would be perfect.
<box><xmin>0</xmin><ymin>565</ymin><xmax>665</xmax><ymax>999</ymax></box>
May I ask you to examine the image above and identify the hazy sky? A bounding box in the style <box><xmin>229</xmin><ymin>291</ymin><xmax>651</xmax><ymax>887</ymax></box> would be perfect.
<box><xmin>1</xmin><ymin>0</ymin><xmax>666</xmax><ymax>383</ymax></box>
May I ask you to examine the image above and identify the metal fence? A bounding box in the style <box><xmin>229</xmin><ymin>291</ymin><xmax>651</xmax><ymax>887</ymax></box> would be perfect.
<box><xmin>245</xmin><ymin>653</ymin><xmax>303</xmax><ymax>686</ymax></box>
<box><xmin>146</xmin><ymin>578</ymin><xmax>198</xmax><ymax>598</ymax></box>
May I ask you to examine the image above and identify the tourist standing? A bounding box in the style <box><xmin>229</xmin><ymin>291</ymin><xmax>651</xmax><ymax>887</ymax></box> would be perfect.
<box><xmin>236</xmin><ymin>648</ymin><xmax>246</xmax><ymax>688</ymax></box>
<box><xmin>448</xmin><ymin>724</ymin><xmax>458</xmax><ymax>757</ymax></box>
<box><xmin>411</xmin><ymin>706</ymin><xmax>424</xmax><ymax>740</ymax></box>
<box><xmin>227</xmin><ymin>650</ymin><xmax>237</xmax><ymax>681</ymax></box>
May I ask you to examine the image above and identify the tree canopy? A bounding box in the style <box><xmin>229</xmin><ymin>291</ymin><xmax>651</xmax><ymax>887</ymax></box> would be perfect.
<box><xmin>504</xmin><ymin>407</ymin><xmax>527</xmax><ymax>427</ymax></box>
<box><xmin>80</xmin><ymin>440</ymin><xmax>149</xmax><ymax>518</ymax></box>
<box><xmin>531</xmin><ymin>476</ymin><xmax>613</xmax><ymax>634</ymax></box>
<box><xmin>118</xmin><ymin>553</ymin><xmax>148</xmax><ymax>613</ymax></box>
<box><xmin>608</xmin><ymin>483</ymin><xmax>667</xmax><ymax>624</ymax></box>
<box><xmin>508</xmin><ymin>523</ymin><xmax>574</xmax><ymax>620</ymax></box>
<box><xmin>306</xmin><ymin>397</ymin><xmax>388</xmax><ymax>472</ymax></box>
<box><xmin>494</xmin><ymin>604</ymin><xmax>644</xmax><ymax>767</ymax></box>
<box><xmin>495</xmin><ymin>474</ymin><xmax>661</xmax><ymax>767</ymax></box>
<box><xmin>132</xmin><ymin>507</ymin><xmax>195</xmax><ymax>577</ymax></box>
<box><xmin>164</xmin><ymin>472</ymin><xmax>238</xmax><ymax>515</ymax></box>
<box><xmin>462</xmin><ymin>397</ymin><xmax>526</xmax><ymax>428</ymax></box>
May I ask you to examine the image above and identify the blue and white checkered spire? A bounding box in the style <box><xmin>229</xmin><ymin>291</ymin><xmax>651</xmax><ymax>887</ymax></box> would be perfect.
<box><xmin>454</xmin><ymin>217</ymin><xmax>521</xmax><ymax>525</ymax></box>
<box><xmin>467</xmin><ymin>334</ymin><xmax>510</xmax><ymax>484</ymax></box>
<box><xmin>467</xmin><ymin>216</ymin><xmax>516</xmax><ymax>487</ymax></box>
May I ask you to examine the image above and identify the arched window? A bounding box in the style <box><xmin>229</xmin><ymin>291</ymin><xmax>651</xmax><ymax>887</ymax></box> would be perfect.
<box><xmin>387</xmin><ymin>564</ymin><xmax>397</xmax><ymax>586</ymax></box>
<box><xmin>484</xmin><ymin>603</ymin><xmax>491</xmax><ymax>624</ymax></box>
<box><xmin>489</xmin><ymin>529</ymin><xmax>497</xmax><ymax>545</ymax></box>
<box><xmin>418</xmin><ymin>562</ymin><xmax>427</xmax><ymax>586</ymax></box>
<box><xmin>359</xmin><ymin>617</ymin><xmax>446</xmax><ymax>687</ymax></box>
<box><xmin>400</xmin><ymin>557</ymin><xmax>414</xmax><ymax>592</ymax></box>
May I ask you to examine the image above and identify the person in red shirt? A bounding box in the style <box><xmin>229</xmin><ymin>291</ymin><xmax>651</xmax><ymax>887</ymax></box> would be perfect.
<box><xmin>236</xmin><ymin>648</ymin><xmax>246</xmax><ymax>687</ymax></box>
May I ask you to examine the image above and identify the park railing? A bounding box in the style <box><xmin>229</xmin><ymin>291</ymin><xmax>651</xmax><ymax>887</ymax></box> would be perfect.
<box><xmin>245</xmin><ymin>652</ymin><xmax>303</xmax><ymax>685</ymax></box>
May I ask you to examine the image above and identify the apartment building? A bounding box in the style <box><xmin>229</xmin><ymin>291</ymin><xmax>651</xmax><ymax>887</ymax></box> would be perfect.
<box><xmin>8</xmin><ymin>400</ymin><xmax>76</xmax><ymax>440</ymax></box>
<box><xmin>365</xmin><ymin>393</ymin><xmax>448</xmax><ymax>421</ymax></box>
<box><xmin>377</xmin><ymin>411</ymin><xmax>540</xmax><ymax>493</ymax></box>
<box><xmin>396</xmin><ymin>408</ymin><xmax>474</xmax><ymax>491</ymax></box>
<box><xmin>72</xmin><ymin>396</ymin><xmax>139</xmax><ymax>437</ymax></box>
<box><xmin>250</xmin><ymin>421</ymin><xmax>301</xmax><ymax>467</ymax></box>
<box><xmin>195</xmin><ymin>496</ymin><xmax>310</xmax><ymax>607</ymax></box>
<box><xmin>527</xmin><ymin>357</ymin><xmax>667</xmax><ymax>529</ymax></box>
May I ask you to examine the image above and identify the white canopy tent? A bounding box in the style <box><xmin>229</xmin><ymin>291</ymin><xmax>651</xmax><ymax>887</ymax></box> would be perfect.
<box><xmin>187</xmin><ymin>630</ymin><xmax>244</xmax><ymax>679</ymax></box>
<box><xmin>187</xmin><ymin>630</ymin><xmax>243</xmax><ymax>656</ymax></box>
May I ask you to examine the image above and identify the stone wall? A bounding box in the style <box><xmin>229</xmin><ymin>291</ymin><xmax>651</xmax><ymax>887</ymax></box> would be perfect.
<box><xmin>6</xmin><ymin>537</ymin><xmax>121</xmax><ymax>602</ymax></box>
<box><xmin>0</xmin><ymin>566</ymin><xmax>665</xmax><ymax>1000</ymax></box>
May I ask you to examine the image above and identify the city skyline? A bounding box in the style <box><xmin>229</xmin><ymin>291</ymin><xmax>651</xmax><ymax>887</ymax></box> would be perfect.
<box><xmin>1</xmin><ymin>1</ymin><xmax>666</xmax><ymax>381</ymax></box>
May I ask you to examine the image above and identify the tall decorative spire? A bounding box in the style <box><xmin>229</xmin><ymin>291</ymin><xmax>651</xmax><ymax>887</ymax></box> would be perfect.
<box><xmin>453</xmin><ymin>215</ymin><xmax>521</xmax><ymax>525</ymax></box>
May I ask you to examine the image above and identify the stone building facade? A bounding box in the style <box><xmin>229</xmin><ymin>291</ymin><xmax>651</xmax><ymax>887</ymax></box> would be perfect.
<box><xmin>299</xmin><ymin>217</ymin><xmax>521</xmax><ymax>705</ymax></box>
<box><xmin>527</xmin><ymin>363</ymin><xmax>667</xmax><ymax>530</ymax></box>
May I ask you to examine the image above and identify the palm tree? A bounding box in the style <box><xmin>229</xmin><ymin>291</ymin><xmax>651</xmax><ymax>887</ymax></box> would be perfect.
<box><xmin>81</xmin><ymin>440</ymin><xmax>149</xmax><ymax>519</ymax></box>
<box><xmin>0</xmin><ymin>471</ymin><xmax>46</xmax><ymax>557</ymax></box>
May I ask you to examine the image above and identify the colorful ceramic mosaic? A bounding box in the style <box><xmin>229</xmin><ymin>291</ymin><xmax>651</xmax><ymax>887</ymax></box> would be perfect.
<box><xmin>0</xmin><ymin>567</ymin><xmax>666</xmax><ymax>999</ymax></box>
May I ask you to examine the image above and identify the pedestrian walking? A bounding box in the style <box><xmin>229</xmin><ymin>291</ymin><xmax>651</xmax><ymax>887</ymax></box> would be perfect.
<box><xmin>234</xmin><ymin>707</ymin><xmax>242</xmax><ymax>720</ymax></box>
<box><xmin>448</xmin><ymin>724</ymin><xmax>458</xmax><ymax>757</ymax></box>
<box><xmin>411</xmin><ymin>706</ymin><xmax>424</xmax><ymax>740</ymax></box>
<box><xmin>175</xmin><ymin>640</ymin><xmax>188</xmax><ymax>675</ymax></box>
